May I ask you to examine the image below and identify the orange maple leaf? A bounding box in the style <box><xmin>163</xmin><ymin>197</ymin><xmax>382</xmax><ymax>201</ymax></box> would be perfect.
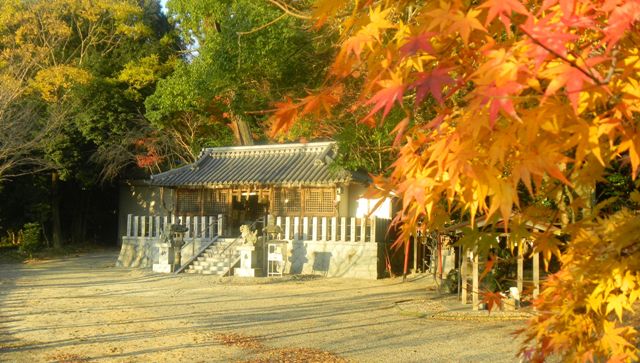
<box><xmin>269</xmin><ymin>97</ymin><xmax>299</xmax><ymax>136</ymax></box>
<box><xmin>482</xmin><ymin>290</ymin><xmax>504</xmax><ymax>312</ymax></box>
<box><xmin>541</xmin><ymin>56</ymin><xmax>605</xmax><ymax>113</ymax></box>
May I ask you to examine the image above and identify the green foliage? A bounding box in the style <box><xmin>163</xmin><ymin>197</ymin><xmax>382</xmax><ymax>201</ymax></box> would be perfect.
<box><xmin>18</xmin><ymin>222</ymin><xmax>41</xmax><ymax>255</ymax></box>
<box><xmin>147</xmin><ymin>0</ymin><xmax>335</xmax><ymax>145</ymax></box>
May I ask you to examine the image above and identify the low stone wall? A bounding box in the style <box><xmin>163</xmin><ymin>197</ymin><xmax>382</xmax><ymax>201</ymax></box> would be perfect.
<box><xmin>116</xmin><ymin>237</ymin><xmax>213</xmax><ymax>268</ymax></box>
<box><xmin>284</xmin><ymin>240</ymin><xmax>380</xmax><ymax>279</ymax></box>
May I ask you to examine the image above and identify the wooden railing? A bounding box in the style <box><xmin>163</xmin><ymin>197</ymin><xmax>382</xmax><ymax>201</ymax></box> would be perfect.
<box><xmin>125</xmin><ymin>214</ymin><xmax>224</xmax><ymax>240</ymax></box>
<box><xmin>270</xmin><ymin>216</ymin><xmax>389</xmax><ymax>243</ymax></box>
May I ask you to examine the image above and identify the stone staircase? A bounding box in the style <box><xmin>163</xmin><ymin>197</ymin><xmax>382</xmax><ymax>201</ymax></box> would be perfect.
<box><xmin>183</xmin><ymin>238</ymin><xmax>242</xmax><ymax>275</ymax></box>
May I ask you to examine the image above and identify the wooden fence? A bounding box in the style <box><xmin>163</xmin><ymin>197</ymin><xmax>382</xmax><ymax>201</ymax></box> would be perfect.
<box><xmin>125</xmin><ymin>214</ymin><xmax>224</xmax><ymax>240</ymax></box>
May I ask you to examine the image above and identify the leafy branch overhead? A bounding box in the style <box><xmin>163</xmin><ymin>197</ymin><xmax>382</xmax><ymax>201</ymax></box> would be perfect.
<box><xmin>268</xmin><ymin>0</ymin><xmax>640</xmax><ymax>361</ymax></box>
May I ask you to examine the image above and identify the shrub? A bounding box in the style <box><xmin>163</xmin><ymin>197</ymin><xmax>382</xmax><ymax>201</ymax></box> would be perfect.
<box><xmin>19</xmin><ymin>222</ymin><xmax>41</xmax><ymax>256</ymax></box>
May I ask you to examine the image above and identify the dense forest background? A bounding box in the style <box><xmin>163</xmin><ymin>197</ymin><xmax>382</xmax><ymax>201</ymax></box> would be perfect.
<box><xmin>0</xmin><ymin>0</ymin><xmax>399</xmax><ymax>249</ymax></box>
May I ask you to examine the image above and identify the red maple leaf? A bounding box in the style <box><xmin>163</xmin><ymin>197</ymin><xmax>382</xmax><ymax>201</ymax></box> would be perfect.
<box><xmin>399</xmin><ymin>32</ymin><xmax>435</xmax><ymax>57</ymax></box>
<box><xmin>410</xmin><ymin>68</ymin><xmax>454</xmax><ymax>105</ymax></box>
<box><xmin>363</xmin><ymin>74</ymin><xmax>405</xmax><ymax>121</ymax></box>
<box><xmin>603</xmin><ymin>0</ymin><xmax>640</xmax><ymax>47</ymax></box>
<box><xmin>520</xmin><ymin>15</ymin><xmax>578</xmax><ymax>66</ymax></box>
<box><xmin>480</xmin><ymin>81</ymin><xmax>522</xmax><ymax>127</ymax></box>
<box><xmin>479</xmin><ymin>0</ymin><xmax>529</xmax><ymax>30</ymax></box>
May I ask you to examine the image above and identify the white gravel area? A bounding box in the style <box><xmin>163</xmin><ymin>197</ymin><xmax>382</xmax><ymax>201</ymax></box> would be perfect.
<box><xmin>0</xmin><ymin>250</ymin><xmax>525</xmax><ymax>362</ymax></box>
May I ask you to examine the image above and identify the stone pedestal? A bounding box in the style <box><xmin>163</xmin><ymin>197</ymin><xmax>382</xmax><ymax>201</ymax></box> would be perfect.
<box><xmin>234</xmin><ymin>245</ymin><xmax>256</xmax><ymax>277</ymax></box>
<box><xmin>153</xmin><ymin>242</ymin><xmax>175</xmax><ymax>273</ymax></box>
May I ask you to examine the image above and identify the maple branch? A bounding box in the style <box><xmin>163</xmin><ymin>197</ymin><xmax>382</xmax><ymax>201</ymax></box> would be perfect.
<box><xmin>265</xmin><ymin>0</ymin><xmax>311</xmax><ymax>20</ymax></box>
<box><xmin>237</xmin><ymin>13</ymin><xmax>287</xmax><ymax>35</ymax></box>
<box><xmin>517</xmin><ymin>24</ymin><xmax>602</xmax><ymax>85</ymax></box>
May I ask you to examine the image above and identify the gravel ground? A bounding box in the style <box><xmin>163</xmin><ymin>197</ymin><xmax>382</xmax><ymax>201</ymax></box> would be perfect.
<box><xmin>0</xmin><ymin>250</ymin><xmax>526</xmax><ymax>362</ymax></box>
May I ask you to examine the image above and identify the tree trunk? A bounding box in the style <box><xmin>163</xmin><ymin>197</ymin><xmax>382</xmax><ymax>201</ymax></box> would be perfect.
<box><xmin>51</xmin><ymin>171</ymin><xmax>63</xmax><ymax>248</ymax></box>
<box><xmin>230</xmin><ymin>116</ymin><xmax>254</xmax><ymax>146</ymax></box>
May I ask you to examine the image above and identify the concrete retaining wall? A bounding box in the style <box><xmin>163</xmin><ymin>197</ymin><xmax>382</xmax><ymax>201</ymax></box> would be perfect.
<box><xmin>284</xmin><ymin>240</ymin><xmax>380</xmax><ymax>279</ymax></box>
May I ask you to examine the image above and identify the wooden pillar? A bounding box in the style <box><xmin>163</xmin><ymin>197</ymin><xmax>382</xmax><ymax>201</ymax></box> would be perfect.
<box><xmin>141</xmin><ymin>216</ymin><xmax>147</xmax><ymax>238</ymax></box>
<box><xmin>185</xmin><ymin>216</ymin><xmax>191</xmax><ymax>239</ymax></box>
<box><xmin>413</xmin><ymin>234</ymin><xmax>418</xmax><ymax>271</ymax></box>
<box><xmin>217</xmin><ymin>214</ymin><xmax>223</xmax><ymax>236</ymax></box>
<box><xmin>293</xmin><ymin>217</ymin><xmax>300</xmax><ymax>240</ymax></box>
<box><xmin>155</xmin><ymin>216</ymin><xmax>161</xmax><ymax>237</ymax></box>
<box><xmin>472</xmin><ymin>250</ymin><xmax>479</xmax><ymax>311</ymax></box>
<box><xmin>370</xmin><ymin>217</ymin><xmax>377</xmax><ymax>243</ymax></box>
<box><xmin>461</xmin><ymin>248</ymin><xmax>468</xmax><ymax>304</ymax></box>
<box><xmin>331</xmin><ymin>217</ymin><xmax>337</xmax><ymax>241</ymax></box>
<box><xmin>193</xmin><ymin>216</ymin><xmax>199</xmax><ymax>239</ymax></box>
<box><xmin>340</xmin><ymin>217</ymin><xmax>347</xmax><ymax>241</ymax></box>
<box><xmin>533</xmin><ymin>251</ymin><xmax>540</xmax><ymax>299</ymax></box>
<box><xmin>312</xmin><ymin>217</ymin><xmax>318</xmax><ymax>241</ymax></box>
<box><xmin>126</xmin><ymin>214</ymin><xmax>132</xmax><ymax>237</ymax></box>
<box><xmin>133</xmin><ymin>216</ymin><xmax>139</xmax><ymax>237</ymax></box>
<box><xmin>517</xmin><ymin>242</ymin><xmax>524</xmax><ymax>298</ymax></box>
<box><xmin>350</xmin><ymin>217</ymin><xmax>356</xmax><ymax>242</ymax></box>
<box><xmin>303</xmin><ymin>217</ymin><xmax>309</xmax><ymax>240</ymax></box>
<box><xmin>321</xmin><ymin>217</ymin><xmax>328</xmax><ymax>241</ymax></box>
<box><xmin>208</xmin><ymin>216</ymin><xmax>215</xmax><ymax>238</ymax></box>
<box><xmin>285</xmin><ymin>217</ymin><xmax>291</xmax><ymax>240</ymax></box>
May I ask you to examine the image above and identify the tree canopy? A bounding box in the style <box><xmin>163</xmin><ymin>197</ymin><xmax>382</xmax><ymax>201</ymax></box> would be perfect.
<box><xmin>268</xmin><ymin>0</ymin><xmax>640</xmax><ymax>361</ymax></box>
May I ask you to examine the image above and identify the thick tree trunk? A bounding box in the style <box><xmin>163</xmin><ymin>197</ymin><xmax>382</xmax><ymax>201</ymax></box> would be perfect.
<box><xmin>51</xmin><ymin>171</ymin><xmax>63</xmax><ymax>248</ymax></box>
<box><xmin>230</xmin><ymin>116</ymin><xmax>253</xmax><ymax>146</ymax></box>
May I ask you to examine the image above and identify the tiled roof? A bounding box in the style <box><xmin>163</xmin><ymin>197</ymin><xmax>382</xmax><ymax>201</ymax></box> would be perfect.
<box><xmin>150</xmin><ymin>141</ymin><xmax>359</xmax><ymax>187</ymax></box>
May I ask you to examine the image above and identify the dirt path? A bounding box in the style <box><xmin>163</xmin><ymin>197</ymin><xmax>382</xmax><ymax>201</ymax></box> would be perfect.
<box><xmin>0</xmin><ymin>250</ymin><xmax>524</xmax><ymax>362</ymax></box>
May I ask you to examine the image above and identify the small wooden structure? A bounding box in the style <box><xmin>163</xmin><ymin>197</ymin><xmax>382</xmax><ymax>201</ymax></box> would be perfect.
<box><xmin>446</xmin><ymin>217</ymin><xmax>552</xmax><ymax>310</ymax></box>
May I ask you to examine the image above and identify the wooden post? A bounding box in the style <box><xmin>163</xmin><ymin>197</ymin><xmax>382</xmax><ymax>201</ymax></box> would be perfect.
<box><xmin>360</xmin><ymin>217</ymin><xmax>367</xmax><ymax>242</ymax></box>
<box><xmin>350</xmin><ymin>217</ymin><xmax>356</xmax><ymax>242</ymax></box>
<box><xmin>517</xmin><ymin>242</ymin><xmax>524</xmax><ymax>298</ymax></box>
<box><xmin>303</xmin><ymin>217</ymin><xmax>309</xmax><ymax>240</ymax></box>
<box><xmin>276</xmin><ymin>216</ymin><xmax>282</xmax><ymax>229</ymax></box>
<box><xmin>533</xmin><ymin>251</ymin><xmax>540</xmax><ymax>299</ymax></box>
<box><xmin>312</xmin><ymin>217</ymin><xmax>318</xmax><ymax>241</ymax></box>
<box><xmin>185</xmin><ymin>216</ymin><xmax>191</xmax><ymax>239</ymax></box>
<box><xmin>208</xmin><ymin>216</ymin><xmax>214</xmax><ymax>238</ymax></box>
<box><xmin>461</xmin><ymin>248</ymin><xmax>468</xmax><ymax>304</ymax></box>
<box><xmin>141</xmin><ymin>216</ymin><xmax>146</xmax><ymax>238</ymax></box>
<box><xmin>370</xmin><ymin>217</ymin><xmax>377</xmax><ymax>243</ymax></box>
<box><xmin>149</xmin><ymin>216</ymin><xmax>154</xmax><ymax>238</ymax></box>
<box><xmin>331</xmin><ymin>217</ymin><xmax>337</xmax><ymax>241</ymax></box>
<box><xmin>201</xmin><ymin>216</ymin><xmax>206</xmax><ymax>238</ymax></box>
<box><xmin>133</xmin><ymin>216</ymin><xmax>139</xmax><ymax>237</ymax></box>
<box><xmin>340</xmin><ymin>217</ymin><xmax>347</xmax><ymax>242</ymax></box>
<box><xmin>285</xmin><ymin>217</ymin><xmax>291</xmax><ymax>240</ymax></box>
<box><xmin>193</xmin><ymin>216</ymin><xmax>199</xmax><ymax>239</ymax></box>
<box><xmin>163</xmin><ymin>216</ymin><xmax>168</xmax><ymax>234</ymax></box>
<box><xmin>126</xmin><ymin>214</ymin><xmax>132</xmax><ymax>237</ymax></box>
<box><xmin>294</xmin><ymin>217</ymin><xmax>300</xmax><ymax>240</ymax></box>
<box><xmin>472</xmin><ymin>251</ymin><xmax>479</xmax><ymax>311</ymax></box>
<box><xmin>321</xmin><ymin>217</ymin><xmax>327</xmax><ymax>241</ymax></box>
<box><xmin>217</xmin><ymin>214</ymin><xmax>223</xmax><ymax>236</ymax></box>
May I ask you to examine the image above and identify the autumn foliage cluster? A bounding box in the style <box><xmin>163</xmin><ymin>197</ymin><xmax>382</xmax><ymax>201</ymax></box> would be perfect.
<box><xmin>269</xmin><ymin>0</ymin><xmax>640</xmax><ymax>361</ymax></box>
